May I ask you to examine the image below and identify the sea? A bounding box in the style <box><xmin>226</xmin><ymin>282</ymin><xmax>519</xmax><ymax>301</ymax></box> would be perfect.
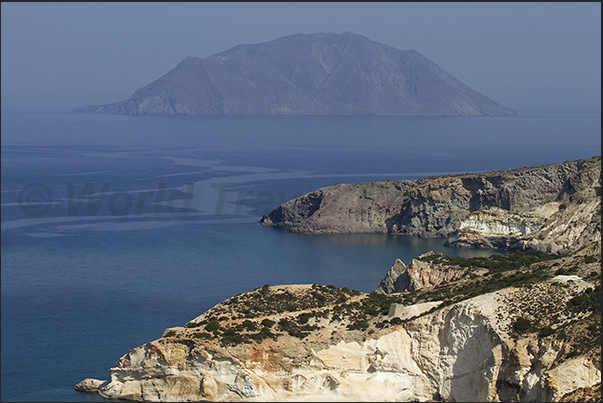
<box><xmin>1</xmin><ymin>110</ymin><xmax>601</xmax><ymax>401</ymax></box>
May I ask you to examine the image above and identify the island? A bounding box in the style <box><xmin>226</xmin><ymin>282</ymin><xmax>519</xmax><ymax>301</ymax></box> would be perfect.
<box><xmin>74</xmin><ymin>32</ymin><xmax>516</xmax><ymax>117</ymax></box>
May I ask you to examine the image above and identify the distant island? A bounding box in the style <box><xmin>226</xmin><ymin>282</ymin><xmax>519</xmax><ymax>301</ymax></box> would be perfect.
<box><xmin>74</xmin><ymin>32</ymin><xmax>516</xmax><ymax>116</ymax></box>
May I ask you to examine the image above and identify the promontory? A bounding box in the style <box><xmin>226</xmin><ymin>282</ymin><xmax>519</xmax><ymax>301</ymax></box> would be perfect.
<box><xmin>74</xmin><ymin>32</ymin><xmax>516</xmax><ymax>117</ymax></box>
<box><xmin>261</xmin><ymin>156</ymin><xmax>601</xmax><ymax>255</ymax></box>
<box><xmin>75</xmin><ymin>156</ymin><xmax>600</xmax><ymax>402</ymax></box>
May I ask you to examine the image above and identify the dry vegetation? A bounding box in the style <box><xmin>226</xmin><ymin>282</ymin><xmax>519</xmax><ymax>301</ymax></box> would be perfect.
<box><xmin>163</xmin><ymin>243</ymin><xmax>601</xmax><ymax>368</ymax></box>
<box><xmin>559</xmin><ymin>383</ymin><xmax>602</xmax><ymax>402</ymax></box>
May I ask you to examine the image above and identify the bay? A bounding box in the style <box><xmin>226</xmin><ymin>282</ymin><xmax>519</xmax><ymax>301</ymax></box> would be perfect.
<box><xmin>1</xmin><ymin>111</ymin><xmax>600</xmax><ymax>401</ymax></box>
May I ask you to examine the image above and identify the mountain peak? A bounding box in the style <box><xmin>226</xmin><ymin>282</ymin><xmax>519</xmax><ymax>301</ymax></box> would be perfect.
<box><xmin>74</xmin><ymin>32</ymin><xmax>516</xmax><ymax>116</ymax></box>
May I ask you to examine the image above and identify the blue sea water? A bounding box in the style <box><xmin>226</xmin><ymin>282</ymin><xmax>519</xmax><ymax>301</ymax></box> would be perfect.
<box><xmin>1</xmin><ymin>111</ymin><xmax>601</xmax><ymax>401</ymax></box>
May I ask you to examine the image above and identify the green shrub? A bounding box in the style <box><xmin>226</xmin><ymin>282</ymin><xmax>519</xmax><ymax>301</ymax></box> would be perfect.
<box><xmin>192</xmin><ymin>332</ymin><xmax>212</xmax><ymax>339</ymax></box>
<box><xmin>241</xmin><ymin>320</ymin><xmax>257</xmax><ymax>331</ymax></box>
<box><xmin>311</xmin><ymin>292</ymin><xmax>326</xmax><ymax>305</ymax></box>
<box><xmin>250</xmin><ymin>327</ymin><xmax>277</xmax><ymax>341</ymax></box>
<box><xmin>584</xmin><ymin>255</ymin><xmax>597</xmax><ymax>264</ymax></box>
<box><xmin>296</xmin><ymin>313</ymin><xmax>311</xmax><ymax>324</ymax></box>
<box><xmin>278</xmin><ymin>318</ymin><xmax>293</xmax><ymax>331</ymax></box>
<box><xmin>538</xmin><ymin>326</ymin><xmax>555</xmax><ymax>337</ymax></box>
<box><xmin>513</xmin><ymin>317</ymin><xmax>532</xmax><ymax>334</ymax></box>
<box><xmin>261</xmin><ymin>318</ymin><xmax>275</xmax><ymax>328</ymax></box>
<box><xmin>347</xmin><ymin>319</ymin><xmax>369</xmax><ymax>331</ymax></box>
<box><xmin>205</xmin><ymin>317</ymin><xmax>221</xmax><ymax>333</ymax></box>
<box><xmin>420</xmin><ymin>250</ymin><xmax>558</xmax><ymax>273</ymax></box>
<box><xmin>220</xmin><ymin>328</ymin><xmax>243</xmax><ymax>345</ymax></box>
<box><xmin>389</xmin><ymin>317</ymin><xmax>403</xmax><ymax>326</ymax></box>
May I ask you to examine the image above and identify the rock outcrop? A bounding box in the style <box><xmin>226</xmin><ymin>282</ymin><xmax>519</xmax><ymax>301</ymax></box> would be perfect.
<box><xmin>74</xmin><ymin>32</ymin><xmax>516</xmax><ymax>116</ymax></box>
<box><xmin>375</xmin><ymin>251</ymin><xmax>473</xmax><ymax>294</ymax></box>
<box><xmin>261</xmin><ymin>180</ymin><xmax>416</xmax><ymax>234</ymax></box>
<box><xmin>374</xmin><ymin>258</ymin><xmax>408</xmax><ymax>294</ymax></box>
<box><xmin>261</xmin><ymin>156</ymin><xmax>602</xmax><ymax>254</ymax></box>
<box><xmin>75</xmin><ymin>247</ymin><xmax>602</xmax><ymax>401</ymax></box>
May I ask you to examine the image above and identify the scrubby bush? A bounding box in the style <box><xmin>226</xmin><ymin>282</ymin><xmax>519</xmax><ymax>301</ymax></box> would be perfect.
<box><xmin>261</xmin><ymin>318</ymin><xmax>275</xmax><ymax>328</ymax></box>
<box><xmin>192</xmin><ymin>332</ymin><xmax>212</xmax><ymax>340</ymax></box>
<box><xmin>538</xmin><ymin>326</ymin><xmax>555</xmax><ymax>337</ymax></box>
<box><xmin>347</xmin><ymin>319</ymin><xmax>369</xmax><ymax>331</ymax></box>
<box><xmin>249</xmin><ymin>327</ymin><xmax>278</xmax><ymax>342</ymax></box>
<box><xmin>389</xmin><ymin>317</ymin><xmax>403</xmax><ymax>326</ymax></box>
<box><xmin>513</xmin><ymin>317</ymin><xmax>532</xmax><ymax>334</ymax></box>
<box><xmin>420</xmin><ymin>250</ymin><xmax>559</xmax><ymax>273</ymax></box>
<box><xmin>584</xmin><ymin>255</ymin><xmax>597</xmax><ymax>264</ymax></box>
<box><xmin>241</xmin><ymin>320</ymin><xmax>257</xmax><ymax>331</ymax></box>
<box><xmin>205</xmin><ymin>317</ymin><xmax>221</xmax><ymax>333</ymax></box>
<box><xmin>296</xmin><ymin>313</ymin><xmax>311</xmax><ymax>324</ymax></box>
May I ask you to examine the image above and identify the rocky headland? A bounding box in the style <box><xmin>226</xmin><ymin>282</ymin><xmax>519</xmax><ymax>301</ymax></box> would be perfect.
<box><xmin>73</xmin><ymin>32</ymin><xmax>516</xmax><ymax>117</ymax></box>
<box><xmin>75</xmin><ymin>157</ymin><xmax>601</xmax><ymax>401</ymax></box>
<box><xmin>261</xmin><ymin>156</ymin><xmax>601</xmax><ymax>255</ymax></box>
<box><xmin>76</xmin><ymin>244</ymin><xmax>601</xmax><ymax>401</ymax></box>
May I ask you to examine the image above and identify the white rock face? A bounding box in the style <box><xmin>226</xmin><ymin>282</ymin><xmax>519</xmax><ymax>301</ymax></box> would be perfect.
<box><xmin>388</xmin><ymin>301</ymin><xmax>442</xmax><ymax>320</ymax></box>
<box><xmin>447</xmin><ymin>198</ymin><xmax>601</xmax><ymax>254</ymax></box>
<box><xmin>457</xmin><ymin>206</ymin><xmax>544</xmax><ymax>236</ymax></box>
<box><xmin>75</xmin><ymin>280</ymin><xmax>600</xmax><ymax>402</ymax></box>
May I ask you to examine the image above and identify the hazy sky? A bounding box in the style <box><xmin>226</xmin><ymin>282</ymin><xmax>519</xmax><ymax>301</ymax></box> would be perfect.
<box><xmin>1</xmin><ymin>2</ymin><xmax>601</xmax><ymax>112</ymax></box>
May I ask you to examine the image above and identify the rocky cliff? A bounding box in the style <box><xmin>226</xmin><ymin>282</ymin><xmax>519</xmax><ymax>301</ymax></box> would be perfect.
<box><xmin>75</xmin><ymin>244</ymin><xmax>601</xmax><ymax>401</ymax></box>
<box><xmin>74</xmin><ymin>157</ymin><xmax>601</xmax><ymax>402</ymax></box>
<box><xmin>73</xmin><ymin>32</ymin><xmax>516</xmax><ymax>116</ymax></box>
<box><xmin>375</xmin><ymin>251</ymin><xmax>474</xmax><ymax>294</ymax></box>
<box><xmin>261</xmin><ymin>156</ymin><xmax>601</xmax><ymax>254</ymax></box>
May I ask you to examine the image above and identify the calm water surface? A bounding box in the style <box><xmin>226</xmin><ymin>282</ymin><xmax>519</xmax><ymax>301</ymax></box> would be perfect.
<box><xmin>1</xmin><ymin>111</ymin><xmax>600</xmax><ymax>401</ymax></box>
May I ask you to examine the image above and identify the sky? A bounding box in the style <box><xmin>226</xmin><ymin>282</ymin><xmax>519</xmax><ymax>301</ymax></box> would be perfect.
<box><xmin>1</xmin><ymin>2</ymin><xmax>601</xmax><ymax>113</ymax></box>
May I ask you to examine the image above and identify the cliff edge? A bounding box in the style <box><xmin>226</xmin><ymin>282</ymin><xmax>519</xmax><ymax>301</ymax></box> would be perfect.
<box><xmin>75</xmin><ymin>244</ymin><xmax>601</xmax><ymax>401</ymax></box>
<box><xmin>261</xmin><ymin>156</ymin><xmax>601</xmax><ymax>254</ymax></box>
<box><xmin>74</xmin><ymin>157</ymin><xmax>601</xmax><ymax>402</ymax></box>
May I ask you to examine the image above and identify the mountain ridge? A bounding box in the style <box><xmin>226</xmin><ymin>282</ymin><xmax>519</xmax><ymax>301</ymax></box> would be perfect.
<box><xmin>74</xmin><ymin>32</ymin><xmax>516</xmax><ymax>116</ymax></box>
